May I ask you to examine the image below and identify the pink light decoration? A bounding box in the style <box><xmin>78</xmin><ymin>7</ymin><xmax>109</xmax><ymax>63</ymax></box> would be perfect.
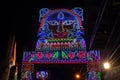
<box><xmin>64</xmin><ymin>42</ymin><xmax>68</xmax><ymax>48</ymax></box>
<box><xmin>68</xmin><ymin>52</ymin><xmax>75</xmax><ymax>59</ymax></box>
<box><xmin>50</xmin><ymin>42</ymin><xmax>53</xmax><ymax>48</ymax></box>
<box><xmin>61</xmin><ymin>42</ymin><xmax>64</xmax><ymax>47</ymax></box>
<box><xmin>46</xmin><ymin>43</ymin><xmax>49</xmax><ymax>48</ymax></box>
<box><xmin>36</xmin><ymin>52</ymin><xmax>44</xmax><ymax>59</ymax></box>
<box><xmin>68</xmin><ymin>42</ymin><xmax>71</xmax><ymax>47</ymax></box>
<box><xmin>45</xmin><ymin>53</ymin><xmax>52</xmax><ymax>59</ymax></box>
<box><xmin>53</xmin><ymin>42</ymin><xmax>57</xmax><ymax>48</ymax></box>
<box><xmin>78</xmin><ymin>51</ymin><xmax>85</xmax><ymax>58</ymax></box>
<box><xmin>57</xmin><ymin>42</ymin><xmax>60</xmax><ymax>48</ymax></box>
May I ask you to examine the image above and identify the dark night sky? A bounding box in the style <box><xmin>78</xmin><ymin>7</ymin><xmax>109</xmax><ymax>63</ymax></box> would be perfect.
<box><xmin>0</xmin><ymin>1</ymin><xmax>120</xmax><ymax>78</ymax></box>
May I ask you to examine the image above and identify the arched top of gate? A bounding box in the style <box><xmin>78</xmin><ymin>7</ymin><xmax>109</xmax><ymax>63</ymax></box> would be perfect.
<box><xmin>39</xmin><ymin>7</ymin><xmax>84</xmax><ymax>32</ymax></box>
<box><xmin>36</xmin><ymin>7</ymin><xmax>86</xmax><ymax>50</ymax></box>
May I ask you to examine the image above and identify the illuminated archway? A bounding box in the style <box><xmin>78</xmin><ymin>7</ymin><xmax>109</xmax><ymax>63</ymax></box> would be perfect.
<box><xmin>21</xmin><ymin>8</ymin><xmax>101</xmax><ymax>80</ymax></box>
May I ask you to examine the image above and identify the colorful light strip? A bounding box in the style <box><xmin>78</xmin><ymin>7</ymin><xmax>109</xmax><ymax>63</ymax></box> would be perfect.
<box><xmin>22</xmin><ymin>50</ymin><xmax>100</xmax><ymax>63</ymax></box>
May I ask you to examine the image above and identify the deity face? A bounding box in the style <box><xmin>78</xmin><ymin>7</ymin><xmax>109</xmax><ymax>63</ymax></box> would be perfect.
<box><xmin>47</xmin><ymin>20</ymin><xmax>75</xmax><ymax>38</ymax></box>
<box><xmin>39</xmin><ymin>8</ymin><xmax>84</xmax><ymax>39</ymax></box>
<box><xmin>46</xmin><ymin>11</ymin><xmax>76</xmax><ymax>38</ymax></box>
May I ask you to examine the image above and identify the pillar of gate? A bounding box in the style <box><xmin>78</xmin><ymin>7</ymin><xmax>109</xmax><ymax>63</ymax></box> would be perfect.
<box><xmin>21</xmin><ymin>64</ymin><xmax>34</xmax><ymax>80</ymax></box>
<box><xmin>87</xmin><ymin>62</ymin><xmax>101</xmax><ymax>80</ymax></box>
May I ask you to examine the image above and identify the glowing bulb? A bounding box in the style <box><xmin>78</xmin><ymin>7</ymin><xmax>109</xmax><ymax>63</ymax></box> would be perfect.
<box><xmin>104</xmin><ymin>62</ymin><xmax>110</xmax><ymax>69</ymax></box>
<box><xmin>75</xmin><ymin>74</ymin><xmax>80</xmax><ymax>79</ymax></box>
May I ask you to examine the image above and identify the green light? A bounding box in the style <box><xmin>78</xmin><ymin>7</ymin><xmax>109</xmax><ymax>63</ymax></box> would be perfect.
<box><xmin>62</xmin><ymin>51</ymin><xmax>68</xmax><ymax>59</ymax></box>
<box><xmin>89</xmin><ymin>58</ymin><xmax>93</xmax><ymax>61</ymax></box>
<box><xmin>97</xmin><ymin>72</ymin><xmax>101</xmax><ymax>79</ymax></box>
<box><xmin>53</xmin><ymin>51</ymin><xmax>59</xmax><ymax>59</ymax></box>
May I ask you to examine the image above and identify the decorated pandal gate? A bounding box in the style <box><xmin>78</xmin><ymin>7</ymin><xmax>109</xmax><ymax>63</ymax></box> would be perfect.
<box><xmin>21</xmin><ymin>7</ymin><xmax>101</xmax><ymax>80</ymax></box>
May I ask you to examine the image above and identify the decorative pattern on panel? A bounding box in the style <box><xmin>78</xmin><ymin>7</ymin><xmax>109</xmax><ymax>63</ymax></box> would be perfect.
<box><xmin>22</xmin><ymin>50</ymin><xmax>100</xmax><ymax>64</ymax></box>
